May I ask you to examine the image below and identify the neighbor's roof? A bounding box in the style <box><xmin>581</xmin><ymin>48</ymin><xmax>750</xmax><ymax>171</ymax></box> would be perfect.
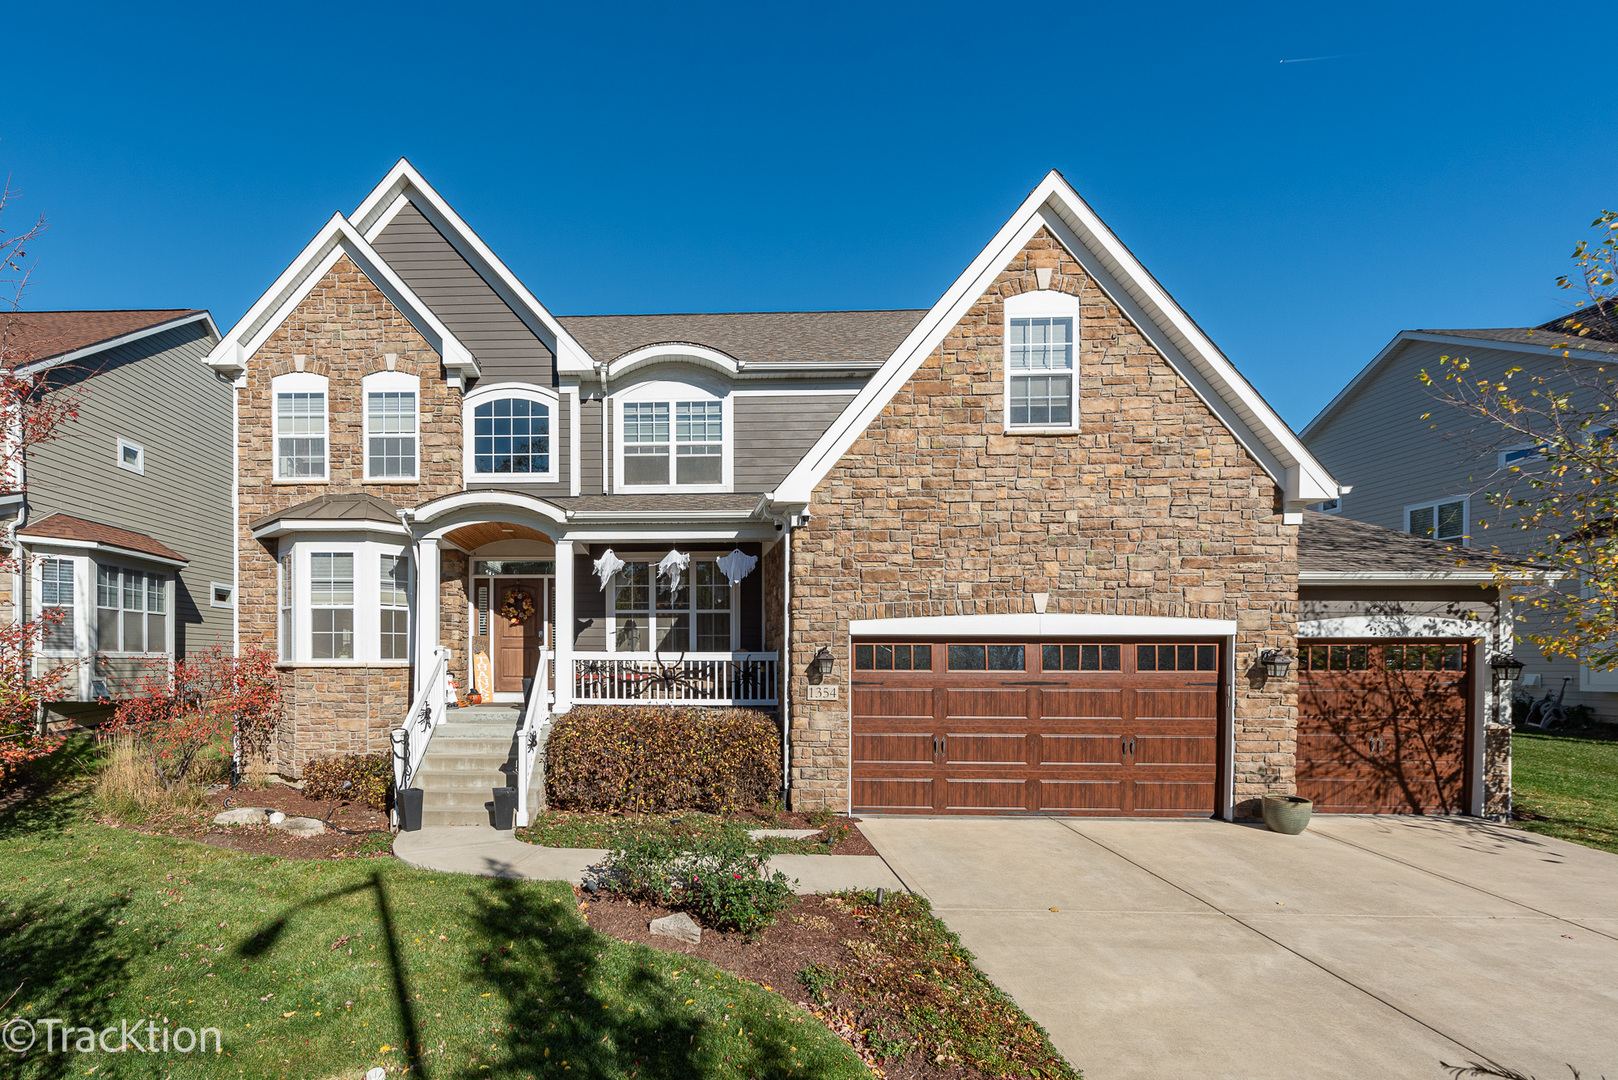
<box><xmin>557</xmin><ymin>310</ymin><xmax>927</xmax><ymax>366</ymax></box>
<box><xmin>1418</xmin><ymin>305</ymin><xmax>1618</xmax><ymax>356</ymax></box>
<box><xmin>3</xmin><ymin>310</ymin><xmax>207</xmax><ymax>364</ymax></box>
<box><xmin>1298</xmin><ymin>511</ymin><xmax>1546</xmax><ymax>579</ymax></box>
<box><xmin>18</xmin><ymin>512</ymin><xmax>186</xmax><ymax>563</ymax></box>
<box><xmin>249</xmin><ymin>492</ymin><xmax>404</xmax><ymax>532</ymax></box>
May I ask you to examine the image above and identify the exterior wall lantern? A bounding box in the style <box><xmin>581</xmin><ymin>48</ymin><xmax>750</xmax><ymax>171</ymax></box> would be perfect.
<box><xmin>810</xmin><ymin>647</ymin><xmax>835</xmax><ymax>679</ymax></box>
<box><xmin>1490</xmin><ymin>655</ymin><xmax>1525</xmax><ymax>688</ymax></box>
<box><xmin>1258</xmin><ymin>649</ymin><xmax>1293</xmax><ymax>679</ymax></box>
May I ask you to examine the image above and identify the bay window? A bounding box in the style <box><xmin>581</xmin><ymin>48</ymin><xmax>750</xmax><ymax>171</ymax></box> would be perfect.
<box><xmin>309</xmin><ymin>552</ymin><xmax>355</xmax><ymax>660</ymax></box>
<box><xmin>276</xmin><ymin>543</ymin><xmax>411</xmax><ymax>663</ymax></box>
<box><xmin>379</xmin><ymin>554</ymin><xmax>410</xmax><ymax>660</ymax></box>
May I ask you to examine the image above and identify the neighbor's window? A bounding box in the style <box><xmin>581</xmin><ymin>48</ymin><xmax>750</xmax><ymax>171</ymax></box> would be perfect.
<box><xmin>472</xmin><ymin>397</ymin><xmax>550</xmax><ymax>475</ymax></box>
<box><xmin>275</xmin><ymin>390</ymin><xmax>327</xmax><ymax>479</ymax></box>
<box><xmin>309</xmin><ymin>552</ymin><xmax>355</xmax><ymax>660</ymax></box>
<box><xmin>40</xmin><ymin>557</ymin><xmax>75</xmax><ymax>652</ymax></box>
<box><xmin>1407</xmin><ymin>498</ymin><xmax>1467</xmax><ymax>542</ymax></box>
<box><xmin>366</xmin><ymin>390</ymin><xmax>418</xmax><ymax>479</ymax></box>
<box><xmin>116</xmin><ymin>437</ymin><xmax>145</xmax><ymax>475</ymax></box>
<box><xmin>96</xmin><ymin>565</ymin><xmax>166</xmax><ymax>652</ymax></box>
<box><xmin>1007</xmin><ymin>316</ymin><xmax>1074</xmax><ymax>427</ymax></box>
<box><xmin>379</xmin><ymin>554</ymin><xmax>410</xmax><ymax>660</ymax></box>
<box><xmin>612</xmin><ymin>559</ymin><xmax>735</xmax><ymax>652</ymax></box>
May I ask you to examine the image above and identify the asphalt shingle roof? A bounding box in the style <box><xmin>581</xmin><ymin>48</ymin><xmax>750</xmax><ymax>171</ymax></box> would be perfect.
<box><xmin>19</xmin><ymin>512</ymin><xmax>187</xmax><ymax>563</ymax></box>
<box><xmin>1420</xmin><ymin>304</ymin><xmax>1618</xmax><ymax>355</ymax></box>
<box><xmin>1298</xmin><ymin>511</ymin><xmax>1546</xmax><ymax>576</ymax></box>
<box><xmin>557</xmin><ymin>310</ymin><xmax>926</xmax><ymax>366</ymax></box>
<box><xmin>3</xmin><ymin>310</ymin><xmax>205</xmax><ymax>364</ymax></box>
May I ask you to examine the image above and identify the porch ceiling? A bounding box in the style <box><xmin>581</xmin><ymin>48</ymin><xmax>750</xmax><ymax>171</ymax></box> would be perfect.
<box><xmin>443</xmin><ymin>522</ymin><xmax>554</xmax><ymax>550</ymax></box>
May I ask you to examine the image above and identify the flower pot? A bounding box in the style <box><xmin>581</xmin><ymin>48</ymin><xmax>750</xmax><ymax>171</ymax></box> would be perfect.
<box><xmin>397</xmin><ymin>786</ymin><xmax>424</xmax><ymax>832</ymax></box>
<box><xmin>1263</xmin><ymin>794</ymin><xmax>1313</xmax><ymax>835</ymax></box>
<box><xmin>492</xmin><ymin>786</ymin><xmax>518</xmax><ymax>831</ymax></box>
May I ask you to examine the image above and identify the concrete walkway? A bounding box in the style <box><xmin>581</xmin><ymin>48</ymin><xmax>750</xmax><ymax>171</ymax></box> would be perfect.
<box><xmin>858</xmin><ymin>814</ymin><xmax>1618</xmax><ymax>1080</ymax></box>
<box><xmin>393</xmin><ymin>825</ymin><xmax>905</xmax><ymax>894</ymax></box>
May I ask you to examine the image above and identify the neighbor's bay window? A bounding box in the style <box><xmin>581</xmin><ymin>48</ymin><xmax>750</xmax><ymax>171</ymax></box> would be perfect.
<box><xmin>96</xmin><ymin>565</ymin><xmax>167</xmax><ymax>653</ymax></box>
<box><xmin>40</xmin><ymin>557</ymin><xmax>75</xmax><ymax>652</ymax></box>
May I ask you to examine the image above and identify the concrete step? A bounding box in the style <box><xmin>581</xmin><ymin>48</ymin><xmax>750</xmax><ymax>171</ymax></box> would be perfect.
<box><xmin>415</xmin><ymin>773</ymin><xmax>516</xmax><ymax>795</ymax></box>
<box><xmin>445</xmin><ymin>708</ymin><xmax>522</xmax><ymax>724</ymax></box>
<box><xmin>420</xmin><ymin>738</ymin><xmax>516</xmax><ymax>757</ymax></box>
<box><xmin>416</xmin><ymin>756</ymin><xmax>515</xmax><ymax>775</ymax></box>
<box><xmin>420</xmin><ymin>807</ymin><xmax>496</xmax><ymax>827</ymax></box>
<box><xmin>421</xmin><ymin>787</ymin><xmax>508</xmax><ymax>810</ymax></box>
<box><xmin>432</xmin><ymin>724</ymin><xmax>519</xmax><ymax>739</ymax></box>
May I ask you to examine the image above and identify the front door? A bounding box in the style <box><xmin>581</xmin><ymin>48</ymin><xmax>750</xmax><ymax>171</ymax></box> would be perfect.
<box><xmin>491</xmin><ymin>578</ymin><xmax>545</xmax><ymax>693</ymax></box>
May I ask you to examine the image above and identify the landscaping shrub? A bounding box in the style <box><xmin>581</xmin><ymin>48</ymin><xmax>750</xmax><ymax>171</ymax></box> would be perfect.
<box><xmin>600</xmin><ymin>830</ymin><xmax>795</xmax><ymax>935</ymax></box>
<box><xmin>546</xmin><ymin>705</ymin><xmax>779</xmax><ymax>813</ymax></box>
<box><xmin>93</xmin><ymin>732</ymin><xmax>207</xmax><ymax>823</ymax></box>
<box><xmin>303</xmin><ymin>751</ymin><xmax>392</xmax><ymax>811</ymax></box>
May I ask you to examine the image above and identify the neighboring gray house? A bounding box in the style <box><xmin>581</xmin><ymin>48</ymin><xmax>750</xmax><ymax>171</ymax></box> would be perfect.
<box><xmin>1302</xmin><ymin>312</ymin><xmax>1618</xmax><ymax>719</ymax></box>
<box><xmin>3</xmin><ymin>309</ymin><xmax>232</xmax><ymax>715</ymax></box>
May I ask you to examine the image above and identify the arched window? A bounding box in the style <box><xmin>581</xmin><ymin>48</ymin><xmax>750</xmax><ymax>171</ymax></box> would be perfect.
<box><xmin>472</xmin><ymin>397</ymin><xmax>551</xmax><ymax>475</ymax></box>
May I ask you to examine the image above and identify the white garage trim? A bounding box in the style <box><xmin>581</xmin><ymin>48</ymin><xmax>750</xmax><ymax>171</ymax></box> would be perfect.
<box><xmin>848</xmin><ymin>614</ymin><xmax>1238</xmax><ymax>638</ymax></box>
<box><xmin>1298</xmin><ymin>616</ymin><xmax>1488</xmax><ymax>639</ymax></box>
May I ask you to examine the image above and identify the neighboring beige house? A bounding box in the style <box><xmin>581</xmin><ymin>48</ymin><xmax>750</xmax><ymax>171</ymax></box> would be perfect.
<box><xmin>1302</xmin><ymin>314</ymin><xmax>1618</xmax><ymax>720</ymax></box>
<box><xmin>206</xmin><ymin>160</ymin><xmax>1521</xmax><ymax>826</ymax></box>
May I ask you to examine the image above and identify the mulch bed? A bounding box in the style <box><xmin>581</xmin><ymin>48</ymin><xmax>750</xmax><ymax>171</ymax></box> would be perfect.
<box><xmin>125</xmin><ymin>782</ymin><xmax>394</xmax><ymax>861</ymax></box>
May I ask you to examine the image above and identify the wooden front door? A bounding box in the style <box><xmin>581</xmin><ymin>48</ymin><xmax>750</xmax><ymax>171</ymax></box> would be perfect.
<box><xmin>1297</xmin><ymin>641</ymin><xmax>1472</xmax><ymax>814</ymax></box>
<box><xmin>851</xmin><ymin>639</ymin><xmax>1222</xmax><ymax>816</ymax></box>
<box><xmin>491</xmin><ymin>578</ymin><xmax>544</xmax><ymax>693</ymax></box>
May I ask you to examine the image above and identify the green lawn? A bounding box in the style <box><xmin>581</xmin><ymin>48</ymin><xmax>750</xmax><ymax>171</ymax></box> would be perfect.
<box><xmin>0</xmin><ymin>746</ymin><xmax>868</xmax><ymax>1079</ymax></box>
<box><xmin>1512</xmin><ymin>728</ymin><xmax>1618</xmax><ymax>854</ymax></box>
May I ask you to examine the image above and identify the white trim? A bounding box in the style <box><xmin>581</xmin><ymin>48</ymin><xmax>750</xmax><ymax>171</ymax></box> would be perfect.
<box><xmin>462</xmin><ymin>382</ymin><xmax>561</xmax><ymax>485</ymax></box>
<box><xmin>210</xmin><ymin>582</ymin><xmax>235</xmax><ymax>609</ymax></box>
<box><xmin>1298</xmin><ymin>616</ymin><xmax>1488</xmax><ymax>639</ymax></box>
<box><xmin>348</xmin><ymin>159</ymin><xmax>596</xmax><ymax>375</ymax></box>
<box><xmin>604</xmin><ymin>344</ymin><xmax>741</xmax><ymax>381</ymax></box>
<box><xmin>115</xmin><ymin>437</ymin><xmax>145</xmax><ymax>475</ymax></box>
<box><xmin>1403</xmin><ymin>494</ymin><xmax>1470</xmax><ymax>545</ymax></box>
<box><xmin>603</xmin><ymin>557</ymin><xmax>740</xmax><ymax>654</ymax></box>
<box><xmin>772</xmin><ymin>171</ymin><xmax>1340</xmax><ymax>509</ymax></box>
<box><xmin>204</xmin><ymin>212</ymin><xmax>477</xmax><ymax>383</ymax></box>
<box><xmin>847</xmin><ymin>613</ymin><xmax>1238</xmax><ymax>638</ymax></box>
<box><xmin>1003</xmin><ymin>291</ymin><xmax>1081</xmax><ymax>434</ymax></box>
<box><xmin>252</xmin><ymin>517</ymin><xmax>407</xmax><ymax>540</ymax></box>
<box><xmin>1299</xmin><ymin>570</ymin><xmax>1500</xmax><ymax>584</ymax></box>
<box><xmin>17</xmin><ymin>311</ymin><xmax>220</xmax><ymax>376</ymax></box>
<box><xmin>361</xmin><ymin>370</ymin><xmax>421</xmax><ymax>483</ymax></box>
<box><xmin>17</xmin><ymin>535</ymin><xmax>187</xmax><ymax>570</ymax></box>
<box><xmin>728</xmin><ymin>387</ymin><xmax>861</xmax><ymax>398</ymax></box>
<box><xmin>32</xmin><ymin>553</ymin><xmax>82</xmax><ymax>659</ymax></box>
<box><xmin>411</xmin><ymin>489</ymin><xmax>569</xmax><ymax>530</ymax></box>
<box><xmin>276</xmin><ymin>538</ymin><xmax>410</xmax><ymax>664</ymax></box>
<box><xmin>567</xmin><ymin>386</ymin><xmax>581</xmax><ymax>497</ymax></box>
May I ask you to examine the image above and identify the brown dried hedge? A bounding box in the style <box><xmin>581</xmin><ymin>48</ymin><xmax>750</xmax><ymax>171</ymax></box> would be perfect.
<box><xmin>303</xmin><ymin>751</ymin><xmax>392</xmax><ymax>811</ymax></box>
<box><xmin>545</xmin><ymin>705</ymin><xmax>779</xmax><ymax>813</ymax></box>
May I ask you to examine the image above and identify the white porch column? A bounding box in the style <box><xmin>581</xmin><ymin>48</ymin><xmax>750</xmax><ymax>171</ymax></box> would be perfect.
<box><xmin>553</xmin><ymin>538</ymin><xmax>574</xmax><ymax>713</ymax></box>
<box><xmin>415</xmin><ymin>536</ymin><xmax>441</xmax><ymax>691</ymax></box>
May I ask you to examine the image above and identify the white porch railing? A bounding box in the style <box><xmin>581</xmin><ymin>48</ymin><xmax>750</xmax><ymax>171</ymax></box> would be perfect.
<box><xmin>390</xmin><ymin>648</ymin><xmax>452</xmax><ymax>825</ymax></box>
<box><xmin>516</xmin><ymin>651</ymin><xmax>549</xmax><ymax>827</ymax></box>
<box><xmin>572</xmin><ymin>652</ymin><xmax>778</xmax><ymax>706</ymax></box>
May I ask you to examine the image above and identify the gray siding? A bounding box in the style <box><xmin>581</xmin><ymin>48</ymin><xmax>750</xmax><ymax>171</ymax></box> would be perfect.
<box><xmin>26</xmin><ymin>320</ymin><xmax>233</xmax><ymax>662</ymax></box>
<box><xmin>371</xmin><ymin>200</ymin><xmax>556</xmax><ymax>384</ymax></box>
<box><xmin>732</xmin><ymin>394</ymin><xmax>852</xmax><ymax>491</ymax></box>
<box><xmin>494</xmin><ymin>393</ymin><xmax>572</xmax><ymax>501</ymax></box>
<box><xmin>578</xmin><ymin>395</ymin><xmax>603</xmax><ymax>494</ymax></box>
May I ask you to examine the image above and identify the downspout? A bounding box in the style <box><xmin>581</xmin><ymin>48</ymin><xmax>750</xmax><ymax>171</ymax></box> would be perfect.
<box><xmin>768</xmin><ymin>512</ymin><xmax>794</xmax><ymax>807</ymax></box>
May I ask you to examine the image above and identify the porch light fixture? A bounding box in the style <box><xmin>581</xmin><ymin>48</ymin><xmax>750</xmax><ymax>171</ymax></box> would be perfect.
<box><xmin>811</xmin><ymin>647</ymin><xmax>835</xmax><ymax>678</ymax></box>
<box><xmin>1258</xmin><ymin>649</ymin><xmax>1293</xmax><ymax>679</ymax></box>
<box><xmin>1490</xmin><ymin>654</ymin><xmax>1526</xmax><ymax>687</ymax></box>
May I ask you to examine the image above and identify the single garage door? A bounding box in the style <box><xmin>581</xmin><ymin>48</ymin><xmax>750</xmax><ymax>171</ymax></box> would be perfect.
<box><xmin>851</xmin><ymin>639</ymin><xmax>1222</xmax><ymax>815</ymax></box>
<box><xmin>1297</xmin><ymin>640</ymin><xmax>1473</xmax><ymax>814</ymax></box>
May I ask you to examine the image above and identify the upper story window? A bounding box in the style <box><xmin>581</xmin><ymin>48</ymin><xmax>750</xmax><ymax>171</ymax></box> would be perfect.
<box><xmin>463</xmin><ymin>384</ymin><xmax>558</xmax><ymax>483</ymax></box>
<box><xmin>363</xmin><ymin>371</ymin><xmax>419</xmax><ymax>481</ymax></box>
<box><xmin>97</xmin><ymin>564</ymin><xmax>167</xmax><ymax>653</ymax></box>
<box><xmin>39</xmin><ymin>556</ymin><xmax>75</xmax><ymax>652</ymax></box>
<box><xmin>615</xmin><ymin>380</ymin><xmax>730</xmax><ymax>491</ymax></box>
<box><xmin>622</xmin><ymin>403</ymin><xmax>670</xmax><ymax>485</ymax></box>
<box><xmin>1003</xmin><ymin>291</ymin><xmax>1082</xmax><ymax>433</ymax></box>
<box><xmin>272</xmin><ymin>372</ymin><xmax>329</xmax><ymax>481</ymax></box>
<box><xmin>116</xmin><ymin>437</ymin><xmax>145</xmax><ymax>475</ymax></box>
<box><xmin>1407</xmin><ymin>497</ymin><xmax>1468</xmax><ymax>543</ymax></box>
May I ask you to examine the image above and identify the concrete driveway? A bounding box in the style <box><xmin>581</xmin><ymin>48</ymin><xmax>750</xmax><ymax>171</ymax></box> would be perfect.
<box><xmin>857</xmin><ymin>815</ymin><xmax>1618</xmax><ymax>1080</ymax></box>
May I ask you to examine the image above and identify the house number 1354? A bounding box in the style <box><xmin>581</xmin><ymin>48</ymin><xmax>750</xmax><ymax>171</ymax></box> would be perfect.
<box><xmin>806</xmin><ymin>684</ymin><xmax>839</xmax><ymax>701</ymax></box>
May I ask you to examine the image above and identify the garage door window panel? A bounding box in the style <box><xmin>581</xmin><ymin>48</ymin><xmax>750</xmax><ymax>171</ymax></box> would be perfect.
<box><xmin>947</xmin><ymin>644</ymin><xmax>1025</xmax><ymax>671</ymax></box>
<box><xmin>854</xmin><ymin>643</ymin><xmax>932</xmax><ymax>671</ymax></box>
<box><xmin>1043</xmin><ymin>643</ymin><xmax>1121</xmax><ymax>671</ymax></box>
<box><xmin>1136</xmin><ymin>643</ymin><xmax>1217</xmax><ymax>672</ymax></box>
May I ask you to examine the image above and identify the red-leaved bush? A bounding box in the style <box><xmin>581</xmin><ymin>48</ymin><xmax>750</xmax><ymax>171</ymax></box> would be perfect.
<box><xmin>545</xmin><ymin>705</ymin><xmax>779</xmax><ymax>813</ymax></box>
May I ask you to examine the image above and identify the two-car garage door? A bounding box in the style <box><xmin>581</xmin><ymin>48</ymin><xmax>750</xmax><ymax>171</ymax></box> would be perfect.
<box><xmin>851</xmin><ymin>639</ymin><xmax>1222</xmax><ymax>815</ymax></box>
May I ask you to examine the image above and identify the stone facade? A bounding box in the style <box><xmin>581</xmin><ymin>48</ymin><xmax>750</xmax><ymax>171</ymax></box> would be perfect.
<box><xmin>238</xmin><ymin>255</ymin><xmax>463</xmax><ymax>777</ymax></box>
<box><xmin>1484</xmin><ymin>723</ymin><xmax>1512</xmax><ymax>818</ymax></box>
<box><xmin>787</xmin><ymin>228</ymin><xmax>1299</xmax><ymax>814</ymax></box>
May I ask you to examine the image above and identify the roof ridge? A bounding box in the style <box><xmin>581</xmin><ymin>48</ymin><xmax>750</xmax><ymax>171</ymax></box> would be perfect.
<box><xmin>557</xmin><ymin>308</ymin><xmax>930</xmax><ymax>319</ymax></box>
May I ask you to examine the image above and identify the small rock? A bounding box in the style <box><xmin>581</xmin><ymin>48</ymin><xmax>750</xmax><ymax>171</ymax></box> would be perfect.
<box><xmin>212</xmin><ymin>807</ymin><xmax>270</xmax><ymax>826</ymax></box>
<box><xmin>649</xmin><ymin>912</ymin><xmax>701</xmax><ymax>944</ymax></box>
<box><xmin>272</xmin><ymin>816</ymin><xmax>325</xmax><ymax>837</ymax></box>
<box><xmin>267</xmin><ymin>810</ymin><xmax>287</xmax><ymax>825</ymax></box>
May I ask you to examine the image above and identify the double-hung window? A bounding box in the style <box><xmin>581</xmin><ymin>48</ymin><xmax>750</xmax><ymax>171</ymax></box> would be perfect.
<box><xmin>676</xmin><ymin>402</ymin><xmax>723</xmax><ymax>484</ymax></box>
<box><xmin>622</xmin><ymin>402</ymin><xmax>671</xmax><ymax>485</ymax></box>
<box><xmin>1407</xmin><ymin>497</ymin><xmax>1467</xmax><ymax>543</ymax></box>
<box><xmin>366</xmin><ymin>390</ymin><xmax>418</xmax><ymax>479</ymax></box>
<box><xmin>274</xmin><ymin>373</ymin><xmax>328</xmax><ymax>480</ymax></box>
<box><xmin>40</xmin><ymin>557</ymin><xmax>75</xmax><ymax>652</ymax></box>
<box><xmin>309</xmin><ymin>552</ymin><xmax>355</xmax><ymax>660</ymax></box>
<box><xmin>612</xmin><ymin>559</ymin><xmax>734</xmax><ymax>652</ymax></box>
<box><xmin>621</xmin><ymin>396</ymin><xmax>726</xmax><ymax>487</ymax></box>
<box><xmin>379</xmin><ymin>554</ymin><xmax>410</xmax><ymax>660</ymax></box>
<box><xmin>97</xmin><ymin>565</ymin><xmax>167</xmax><ymax>652</ymax></box>
<box><xmin>1007</xmin><ymin>316</ymin><xmax>1074</xmax><ymax>428</ymax></box>
<box><xmin>279</xmin><ymin>553</ymin><xmax>294</xmax><ymax>662</ymax></box>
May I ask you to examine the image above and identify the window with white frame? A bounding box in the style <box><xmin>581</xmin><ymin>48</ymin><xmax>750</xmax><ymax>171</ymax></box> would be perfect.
<box><xmin>619</xmin><ymin>392</ymin><xmax>728</xmax><ymax>488</ymax></box>
<box><xmin>273</xmin><ymin>373</ymin><xmax>329</xmax><ymax>480</ymax></box>
<box><xmin>279</xmin><ymin>552</ymin><xmax>293</xmax><ymax>662</ymax></box>
<box><xmin>1407</xmin><ymin>497</ymin><xmax>1468</xmax><ymax>542</ymax></box>
<box><xmin>40</xmin><ymin>557</ymin><xmax>75</xmax><ymax>652</ymax></box>
<box><xmin>364</xmin><ymin>372</ymin><xmax>419</xmax><ymax>480</ymax></box>
<box><xmin>379</xmin><ymin>554</ymin><xmax>410</xmax><ymax>660</ymax></box>
<box><xmin>1003</xmin><ymin>291</ymin><xmax>1081</xmax><ymax>431</ymax></box>
<box><xmin>622</xmin><ymin>402</ymin><xmax>670</xmax><ymax>486</ymax></box>
<box><xmin>1312</xmin><ymin>498</ymin><xmax>1341</xmax><ymax>513</ymax></box>
<box><xmin>309</xmin><ymin>552</ymin><xmax>355</xmax><ymax>659</ymax></box>
<box><xmin>472</xmin><ymin>396</ymin><xmax>550</xmax><ymax>476</ymax></box>
<box><xmin>116</xmin><ymin>437</ymin><xmax>145</xmax><ymax>475</ymax></box>
<box><xmin>611</xmin><ymin>559</ymin><xmax>734</xmax><ymax>652</ymax></box>
<box><xmin>676</xmin><ymin>402</ymin><xmax>723</xmax><ymax>484</ymax></box>
<box><xmin>211</xmin><ymin>583</ymin><xmax>234</xmax><ymax>608</ymax></box>
<box><xmin>97</xmin><ymin>565</ymin><xmax>167</xmax><ymax>652</ymax></box>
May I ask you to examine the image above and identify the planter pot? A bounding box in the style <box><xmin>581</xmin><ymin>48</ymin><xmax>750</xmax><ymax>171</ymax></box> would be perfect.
<box><xmin>492</xmin><ymin>786</ymin><xmax>518</xmax><ymax>831</ymax></box>
<box><xmin>397</xmin><ymin>787</ymin><xmax>424</xmax><ymax>832</ymax></box>
<box><xmin>1263</xmin><ymin>794</ymin><xmax>1313</xmax><ymax>835</ymax></box>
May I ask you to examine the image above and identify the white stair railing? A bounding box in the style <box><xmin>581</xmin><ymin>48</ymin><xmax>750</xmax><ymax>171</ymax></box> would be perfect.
<box><xmin>515</xmin><ymin>649</ymin><xmax>549</xmax><ymax>827</ymax></box>
<box><xmin>390</xmin><ymin>648</ymin><xmax>451</xmax><ymax>825</ymax></box>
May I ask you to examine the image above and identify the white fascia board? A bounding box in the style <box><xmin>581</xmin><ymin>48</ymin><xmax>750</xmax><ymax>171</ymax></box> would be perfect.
<box><xmin>251</xmin><ymin>518</ymin><xmax>407</xmax><ymax>540</ymax></box>
<box><xmin>1300</xmin><ymin>568</ymin><xmax>1555</xmax><ymax>584</ymax></box>
<box><xmin>848</xmin><ymin>613</ymin><xmax>1238</xmax><ymax>638</ymax></box>
<box><xmin>205</xmin><ymin>214</ymin><xmax>478</xmax><ymax>382</ymax></box>
<box><xmin>409</xmin><ymin>488</ymin><xmax>572</xmax><ymax>527</ymax></box>
<box><xmin>567</xmin><ymin>508</ymin><xmax>766</xmax><ymax>523</ymax></box>
<box><xmin>18</xmin><ymin>535</ymin><xmax>188</xmax><ymax>569</ymax></box>
<box><xmin>561</xmin><ymin>524</ymin><xmax>782</xmax><ymax>543</ymax></box>
<box><xmin>1298</xmin><ymin>616</ymin><xmax>1490</xmax><ymax>639</ymax></box>
<box><xmin>604</xmin><ymin>345</ymin><xmax>741</xmax><ymax>382</ymax></box>
<box><xmin>349</xmin><ymin>159</ymin><xmax>596</xmax><ymax>376</ymax></box>
<box><xmin>17</xmin><ymin>311</ymin><xmax>221</xmax><ymax>376</ymax></box>
<box><xmin>773</xmin><ymin>170</ymin><xmax>1339</xmax><ymax>507</ymax></box>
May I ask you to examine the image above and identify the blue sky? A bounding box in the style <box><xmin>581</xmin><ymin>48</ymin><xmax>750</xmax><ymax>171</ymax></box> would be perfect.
<box><xmin>4</xmin><ymin>1</ymin><xmax>1614</xmax><ymax>428</ymax></box>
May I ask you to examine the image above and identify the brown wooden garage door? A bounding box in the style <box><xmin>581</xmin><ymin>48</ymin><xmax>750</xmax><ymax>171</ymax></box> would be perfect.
<box><xmin>851</xmin><ymin>639</ymin><xmax>1222</xmax><ymax>815</ymax></box>
<box><xmin>1297</xmin><ymin>641</ymin><xmax>1473</xmax><ymax>814</ymax></box>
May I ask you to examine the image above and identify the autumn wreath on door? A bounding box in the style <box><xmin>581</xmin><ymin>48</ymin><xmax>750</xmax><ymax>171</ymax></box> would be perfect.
<box><xmin>499</xmin><ymin>587</ymin><xmax>536</xmax><ymax>626</ymax></box>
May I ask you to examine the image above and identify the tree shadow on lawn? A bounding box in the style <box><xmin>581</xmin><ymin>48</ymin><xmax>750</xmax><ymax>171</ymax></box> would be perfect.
<box><xmin>461</xmin><ymin>876</ymin><xmax>804</xmax><ymax>1080</ymax></box>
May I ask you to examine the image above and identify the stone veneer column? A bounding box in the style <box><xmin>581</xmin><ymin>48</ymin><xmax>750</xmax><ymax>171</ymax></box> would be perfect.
<box><xmin>552</xmin><ymin>539</ymin><xmax>574</xmax><ymax>713</ymax></box>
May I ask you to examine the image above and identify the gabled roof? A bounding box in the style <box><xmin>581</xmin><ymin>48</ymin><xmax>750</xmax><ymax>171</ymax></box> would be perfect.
<box><xmin>249</xmin><ymin>492</ymin><xmax>405</xmax><ymax>537</ymax></box>
<box><xmin>558</xmin><ymin>310</ymin><xmax>926</xmax><ymax>368</ymax></box>
<box><xmin>348</xmin><ymin>159</ymin><xmax>596</xmax><ymax>375</ymax></box>
<box><xmin>204</xmin><ymin>213</ymin><xmax>477</xmax><ymax>384</ymax></box>
<box><xmin>770</xmin><ymin>170</ymin><xmax>1340</xmax><ymax>509</ymax></box>
<box><xmin>1298</xmin><ymin>511</ymin><xmax>1550</xmax><ymax>581</ymax></box>
<box><xmin>4</xmin><ymin>310</ymin><xmax>217</xmax><ymax>374</ymax></box>
<box><xmin>19</xmin><ymin>512</ymin><xmax>187</xmax><ymax>565</ymax></box>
